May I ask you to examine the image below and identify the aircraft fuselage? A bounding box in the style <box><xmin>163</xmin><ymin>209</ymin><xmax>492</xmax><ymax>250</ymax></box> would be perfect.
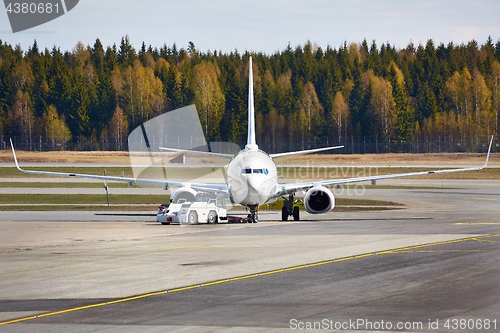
<box><xmin>226</xmin><ymin>149</ymin><xmax>278</xmax><ymax>207</ymax></box>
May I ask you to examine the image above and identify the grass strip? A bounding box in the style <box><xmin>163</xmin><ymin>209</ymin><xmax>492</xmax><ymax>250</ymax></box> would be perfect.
<box><xmin>0</xmin><ymin>205</ymin><xmax>158</xmax><ymax>211</ymax></box>
<box><xmin>0</xmin><ymin>167</ymin><xmax>134</xmax><ymax>178</ymax></box>
<box><xmin>0</xmin><ymin>194</ymin><xmax>403</xmax><ymax>211</ymax></box>
<box><xmin>261</xmin><ymin>198</ymin><xmax>404</xmax><ymax>211</ymax></box>
<box><xmin>0</xmin><ymin>166</ymin><xmax>219</xmax><ymax>179</ymax></box>
<box><xmin>0</xmin><ymin>182</ymin><xmax>137</xmax><ymax>188</ymax></box>
<box><xmin>0</xmin><ymin>194</ymin><xmax>401</xmax><ymax>207</ymax></box>
<box><xmin>0</xmin><ymin>194</ymin><xmax>169</xmax><ymax>205</ymax></box>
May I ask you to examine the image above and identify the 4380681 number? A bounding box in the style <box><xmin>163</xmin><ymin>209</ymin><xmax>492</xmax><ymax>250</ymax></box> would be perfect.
<box><xmin>6</xmin><ymin>2</ymin><xmax>59</xmax><ymax>14</ymax></box>
<box><xmin>444</xmin><ymin>318</ymin><xmax>497</xmax><ymax>330</ymax></box>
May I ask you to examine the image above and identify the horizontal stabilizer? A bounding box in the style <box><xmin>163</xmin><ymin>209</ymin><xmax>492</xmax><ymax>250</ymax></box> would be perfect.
<box><xmin>159</xmin><ymin>147</ymin><xmax>234</xmax><ymax>159</ymax></box>
<box><xmin>270</xmin><ymin>145</ymin><xmax>344</xmax><ymax>159</ymax></box>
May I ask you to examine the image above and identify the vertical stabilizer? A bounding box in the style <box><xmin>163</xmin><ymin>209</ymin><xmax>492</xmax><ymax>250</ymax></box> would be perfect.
<box><xmin>245</xmin><ymin>56</ymin><xmax>258</xmax><ymax>151</ymax></box>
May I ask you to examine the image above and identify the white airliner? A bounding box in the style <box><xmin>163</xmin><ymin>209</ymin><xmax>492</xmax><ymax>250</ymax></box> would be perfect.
<box><xmin>11</xmin><ymin>57</ymin><xmax>493</xmax><ymax>223</ymax></box>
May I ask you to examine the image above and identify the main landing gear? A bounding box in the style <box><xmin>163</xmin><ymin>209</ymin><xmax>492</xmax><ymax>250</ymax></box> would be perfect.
<box><xmin>282</xmin><ymin>194</ymin><xmax>300</xmax><ymax>221</ymax></box>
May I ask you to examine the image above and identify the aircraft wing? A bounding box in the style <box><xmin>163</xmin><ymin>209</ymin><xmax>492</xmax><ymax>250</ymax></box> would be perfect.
<box><xmin>273</xmin><ymin>136</ymin><xmax>493</xmax><ymax>198</ymax></box>
<box><xmin>10</xmin><ymin>139</ymin><xmax>228</xmax><ymax>192</ymax></box>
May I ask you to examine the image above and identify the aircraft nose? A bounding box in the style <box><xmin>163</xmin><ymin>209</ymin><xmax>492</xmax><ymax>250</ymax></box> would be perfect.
<box><xmin>229</xmin><ymin>172</ymin><xmax>275</xmax><ymax>206</ymax></box>
<box><xmin>245</xmin><ymin>176</ymin><xmax>262</xmax><ymax>193</ymax></box>
<box><xmin>244</xmin><ymin>175</ymin><xmax>273</xmax><ymax>204</ymax></box>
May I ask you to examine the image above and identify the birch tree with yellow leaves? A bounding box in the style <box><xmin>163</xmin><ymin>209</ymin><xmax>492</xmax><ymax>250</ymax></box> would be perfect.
<box><xmin>192</xmin><ymin>61</ymin><xmax>225</xmax><ymax>140</ymax></box>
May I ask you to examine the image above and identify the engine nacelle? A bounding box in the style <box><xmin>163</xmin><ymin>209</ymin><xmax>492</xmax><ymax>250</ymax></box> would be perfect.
<box><xmin>170</xmin><ymin>187</ymin><xmax>197</xmax><ymax>204</ymax></box>
<box><xmin>304</xmin><ymin>186</ymin><xmax>335</xmax><ymax>214</ymax></box>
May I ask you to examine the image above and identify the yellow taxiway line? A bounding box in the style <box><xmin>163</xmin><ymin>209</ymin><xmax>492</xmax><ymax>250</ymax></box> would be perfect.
<box><xmin>2</xmin><ymin>233</ymin><xmax>499</xmax><ymax>326</ymax></box>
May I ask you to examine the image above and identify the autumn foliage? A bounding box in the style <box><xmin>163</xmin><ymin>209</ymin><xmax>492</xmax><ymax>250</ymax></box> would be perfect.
<box><xmin>1</xmin><ymin>36</ymin><xmax>500</xmax><ymax>152</ymax></box>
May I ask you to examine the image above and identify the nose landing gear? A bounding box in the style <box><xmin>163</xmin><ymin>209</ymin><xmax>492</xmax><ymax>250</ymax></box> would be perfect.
<box><xmin>248</xmin><ymin>205</ymin><xmax>258</xmax><ymax>223</ymax></box>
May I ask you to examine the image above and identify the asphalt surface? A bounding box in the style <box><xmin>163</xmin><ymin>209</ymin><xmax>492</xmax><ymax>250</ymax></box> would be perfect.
<box><xmin>0</xmin><ymin>179</ymin><xmax>500</xmax><ymax>332</ymax></box>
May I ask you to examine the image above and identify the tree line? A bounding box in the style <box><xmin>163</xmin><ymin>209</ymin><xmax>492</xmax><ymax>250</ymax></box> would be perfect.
<box><xmin>1</xmin><ymin>36</ymin><xmax>500</xmax><ymax>152</ymax></box>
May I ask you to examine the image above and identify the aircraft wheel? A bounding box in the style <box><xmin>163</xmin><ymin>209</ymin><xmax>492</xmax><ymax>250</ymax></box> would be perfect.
<box><xmin>293</xmin><ymin>206</ymin><xmax>300</xmax><ymax>221</ymax></box>
<box><xmin>252</xmin><ymin>213</ymin><xmax>258</xmax><ymax>223</ymax></box>
<box><xmin>281</xmin><ymin>206</ymin><xmax>288</xmax><ymax>221</ymax></box>
<box><xmin>207</xmin><ymin>210</ymin><xmax>218</xmax><ymax>224</ymax></box>
<box><xmin>187</xmin><ymin>211</ymin><xmax>198</xmax><ymax>224</ymax></box>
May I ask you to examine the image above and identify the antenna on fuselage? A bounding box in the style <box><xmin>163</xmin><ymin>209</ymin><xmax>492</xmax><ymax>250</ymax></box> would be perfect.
<box><xmin>245</xmin><ymin>56</ymin><xmax>258</xmax><ymax>151</ymax></box>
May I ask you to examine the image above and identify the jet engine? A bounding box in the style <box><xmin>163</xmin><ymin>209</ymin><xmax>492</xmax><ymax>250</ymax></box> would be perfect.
<box><xmin>170</xmin><ymin>187</ymin><xmax>198</xmax><ymax>203</ymax></box>
<box><xmin>304</xmin><ymin>186</ymin><xmax>335</xmax><ymax>214</ymax></box>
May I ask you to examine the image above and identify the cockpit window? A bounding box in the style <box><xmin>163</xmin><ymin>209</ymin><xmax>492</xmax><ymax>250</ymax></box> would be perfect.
<box><xmin>241</xmin><ymin>168</ymin><xmax>269</xmax><ymax>175</ymax></box>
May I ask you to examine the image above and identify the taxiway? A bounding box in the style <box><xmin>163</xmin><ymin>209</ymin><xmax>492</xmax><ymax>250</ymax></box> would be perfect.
<box><xmin>0</xmin><ymin>179</ymin><xmax>499</xmax><ymax>332</ymax></box>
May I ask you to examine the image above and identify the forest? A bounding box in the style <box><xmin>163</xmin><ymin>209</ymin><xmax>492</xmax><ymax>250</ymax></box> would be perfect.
<box><xmin>1</xmin><ymin>36</ymin><xmax>500</xmax><ymax>153</ymax></box>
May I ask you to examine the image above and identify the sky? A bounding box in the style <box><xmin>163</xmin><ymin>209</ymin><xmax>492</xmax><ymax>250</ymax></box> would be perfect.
<box><xmin>1</xmin><ymin>0</ymin><xmax>500</xmax><ymax>54</ymax></box>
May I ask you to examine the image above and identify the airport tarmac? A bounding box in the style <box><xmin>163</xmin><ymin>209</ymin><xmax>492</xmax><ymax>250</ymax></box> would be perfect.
<box><xmin>0</xmin><ymin>179</ymin><xmax>500</xmax><ymax>332</ymax></box>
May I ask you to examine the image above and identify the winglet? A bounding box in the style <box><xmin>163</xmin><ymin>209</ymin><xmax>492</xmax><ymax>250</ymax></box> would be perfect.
<box><xmin>10</xmin><ymin>138</ymin><xmax>23</xmax><ymax>172</ymax></box>
<box><xmin>481</xmin><ymin>135</ymin><xmax>494</xmax><ymax>169</ymax></box>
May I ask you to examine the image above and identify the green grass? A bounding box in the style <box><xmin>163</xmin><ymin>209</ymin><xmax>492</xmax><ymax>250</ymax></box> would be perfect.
<box><xmin>0</xmin><ymin>166</ymin><xmax>223</xmax><ymax>179</ymax></box>
<box><xmin>0</xmin><ymin>193</ymin><xmax>168</xmax><ymax>210</ymax></box>
<box><xmin>0</xmin><ymin>181</ymin><xmax>449</xmax><ymax>190</ymax></box>
<box><xmin>0</xmin><ymin>167</ymin><xmax>135</xmax><ymax>178</ymax></box>
<box><xmin>0</xmin><ymin>193</ymin><xmax>404</xmax><ymax>211</ymax></box>
<box><xmin>339</xmin><ymin>184</ymin><xmax>455</xmax><ymax>190</ymax></box>
<box><xmin>0</xmin><ymin>176</ymin><xmax>455</xmax><ymax>192</ymax></box>
<box><xmin>0</xmin><ymin>182</ymin><xmax>137</xmax><ymax>188</ymax></box>
<box><xmin>260</xmin><ymin>197</ymin><xmax>403</xmax><ymax>211</ymax></box>
<box><xmin>0</xmin><ymin>194</ymin><xmax>169</xmax><ymax>205</ymax></box>
<box><xmin>0</xmin><ymin>193</ymin><xmax>401</xmax><ymax>207</ymax></box>
<box><xmin>0</xmin><ymin>205</ymin><xmax>157</xmax><ymax>211</ymax></box>
<box><xmin>276</xmin><ymin>166</ymin><xmax>500</xmax><ymax>180</ymax></box>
